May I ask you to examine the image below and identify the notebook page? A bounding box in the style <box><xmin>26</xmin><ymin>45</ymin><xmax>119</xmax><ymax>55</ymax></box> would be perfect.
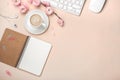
<box><xmin>17</xmin><ymin>37</ymin><xmax>52</xmax><ymax>76</ymax></box>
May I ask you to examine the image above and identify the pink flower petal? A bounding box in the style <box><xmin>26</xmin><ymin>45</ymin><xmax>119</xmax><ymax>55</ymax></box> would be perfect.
<box><xmin>5</xmin><ymin>70</ymin><xmax>12</xmax><ymax>77</ymax></box>
<box><xmin>57</xmin><ymin>18</ymin><xmax>64</xmax><ymax>27</ymax></box>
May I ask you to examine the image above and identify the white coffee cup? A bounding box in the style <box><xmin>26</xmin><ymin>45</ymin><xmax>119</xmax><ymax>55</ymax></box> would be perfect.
<box><xmin>29</xmin><ymin>14</ymin><xmax>46</xmax><ymax>29</ymax></box>
<box><xmin>24</xmin><ymin>10</ymin><xmax>49</xmax><ymax>34</ymax></box>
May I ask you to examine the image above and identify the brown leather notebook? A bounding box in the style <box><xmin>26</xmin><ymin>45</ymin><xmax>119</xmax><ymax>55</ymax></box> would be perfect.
<box><xmin>0</xmin><ymin>28</ymin><xmax>28</xmax><ymax>67</ymax></box>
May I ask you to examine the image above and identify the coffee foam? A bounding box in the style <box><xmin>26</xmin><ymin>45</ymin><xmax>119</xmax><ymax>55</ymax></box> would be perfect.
<box><xmin>30</xmin><ymin>14</ymin><xmax>43</xmax><ymax>28</ymax></box>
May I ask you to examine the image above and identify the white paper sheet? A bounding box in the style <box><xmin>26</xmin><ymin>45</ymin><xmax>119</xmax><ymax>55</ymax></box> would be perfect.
<box><xmin>17</xmin><ymin>37</ymin><xmax>52</xmax><ymax>76</ymax></box>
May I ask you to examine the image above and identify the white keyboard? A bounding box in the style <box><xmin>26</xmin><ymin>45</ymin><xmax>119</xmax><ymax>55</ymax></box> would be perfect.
<box><xmin>41</xmin><ymin>0</ymin><xmax>86</xmax><ymax>16</ymax></box>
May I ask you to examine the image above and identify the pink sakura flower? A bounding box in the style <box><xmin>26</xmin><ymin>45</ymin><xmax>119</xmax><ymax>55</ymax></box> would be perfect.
<box><xmin>32</xmin><ymin>0</ymin><xmax>41</xmax><ymax>7</ymax></box>
<box><xmin>41</xmin><ymin>1</ymin><xmax>50</xmax><ymax>7</ymax></box>
<box><xmin>19</xmin><ymin>3</ymin><xmax>29</xmax><ymax>14</ymax></box>
<box><xmin>12</xmin><ymin>0</ymin><xmax>21</xmax><ymax>6</ymax></box>
<box><xmin>57</xmin><ymin>18</ymin><xmax>64</xmax><ymax>27</ymax></box>
<box><xmin>12</xmin><ymin>0</ymin><xmax>29</xmax><ymax>14</ymax></box>
<box><xmin>45</xmin><ymin>7</ymin><xmax>54</xmax><ymax>16</ymax></box>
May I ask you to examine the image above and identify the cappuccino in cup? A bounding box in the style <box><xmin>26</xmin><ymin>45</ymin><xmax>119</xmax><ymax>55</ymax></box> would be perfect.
<box><xmin>30</xmin><ymin>14</ymin><xmax>43</xmax><ymax>28</ymax></box>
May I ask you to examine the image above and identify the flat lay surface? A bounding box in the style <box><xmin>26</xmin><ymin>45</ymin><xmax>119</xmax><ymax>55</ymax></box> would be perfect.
<box><xmin>0</xmin><ymin>0</ymin><xmax>120</xmax><ymax>80</ymax></box>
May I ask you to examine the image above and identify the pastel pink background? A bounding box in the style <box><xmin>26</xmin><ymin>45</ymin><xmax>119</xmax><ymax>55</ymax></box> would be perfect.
<box><xmin>0</xmin><ymin>0</ymin><xmax>120</xmax><ymax>80</ymax></box>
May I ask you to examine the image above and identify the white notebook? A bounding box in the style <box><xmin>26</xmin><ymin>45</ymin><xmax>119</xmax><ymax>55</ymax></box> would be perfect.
<box><xmin>17</xmin><ymin>37</ymin><xmax>52</xmax><ymax>76</ymax></box>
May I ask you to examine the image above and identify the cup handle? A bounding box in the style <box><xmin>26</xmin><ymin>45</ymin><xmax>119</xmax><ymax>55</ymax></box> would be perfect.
<box><xmin>41</xmin><ymin>23</ymin><xmax>46</xmax><ymax>27</ymax></box>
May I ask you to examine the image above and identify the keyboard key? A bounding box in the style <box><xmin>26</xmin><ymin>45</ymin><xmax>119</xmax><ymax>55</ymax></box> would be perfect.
<box><xmin>73</xmin><ymin>5</ymin><xmax>81</xmax><ymax>9</ymax></box>
<box><xmin>58</xmin><ymin>4</ymin><xmax>63</xmax><ymax>8</ymax></box>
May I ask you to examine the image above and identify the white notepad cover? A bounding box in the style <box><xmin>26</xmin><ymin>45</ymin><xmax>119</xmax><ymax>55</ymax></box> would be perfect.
<box><xmin>17</xmin><ymin>37</ymin><xmax>52</xmax><ymax>76</ymax></box>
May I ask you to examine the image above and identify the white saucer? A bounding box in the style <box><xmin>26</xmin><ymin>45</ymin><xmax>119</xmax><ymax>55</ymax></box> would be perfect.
<box><xmin>24</xmin><ymin>10</ymin><xmax>49</xmax><ymax>34</ymax></box>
